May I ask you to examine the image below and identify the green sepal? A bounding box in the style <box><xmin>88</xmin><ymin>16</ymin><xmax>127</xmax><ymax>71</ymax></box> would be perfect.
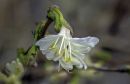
<box><xmin>17</xmin><ymin>45</ymin><xmax>38</xmax><ymax>65</ymax></box>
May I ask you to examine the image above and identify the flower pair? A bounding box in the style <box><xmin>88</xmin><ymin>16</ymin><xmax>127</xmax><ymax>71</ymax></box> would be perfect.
<box><xmin>36</xmin><ymin>27</ymin><xmax>99</xmax><ymax>71</ymax></box>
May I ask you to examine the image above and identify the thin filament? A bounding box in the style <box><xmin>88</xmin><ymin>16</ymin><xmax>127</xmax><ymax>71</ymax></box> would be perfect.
<box><xmin>59</xmin><ymin>37</ymin><xmax>64</xmax><ymax>54</ymax></box>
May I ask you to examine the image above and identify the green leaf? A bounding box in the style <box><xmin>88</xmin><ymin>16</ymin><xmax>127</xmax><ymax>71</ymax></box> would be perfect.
<box><xmin>0</xmin><ymin>59</ymin><xmax>23</xmax><ymax>84</ymax></box>
<box><xmin>5</xmin><ymin>59</ymin><xmax>24</xmax><ymax>77</ymax></box>
<box><xmin>33</xmin><ymin>20</ymin><xmax>46</xmax><ymax>41</ymax></box>
<box><xmin>47</xmin><ymin>5</ymin><xmax>73</xmax><ymax>33</ymax></box>
<box><xmin>17</xmin><ymin>45</ymin><xmax>38</xmax><ymax>65</ymax></box>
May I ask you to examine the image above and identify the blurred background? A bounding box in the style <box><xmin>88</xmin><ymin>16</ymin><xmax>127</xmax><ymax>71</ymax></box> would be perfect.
<box><xmin>0</xmin><ymin>0</ymin><xmax>130</xmax><ymax>84</ymax></box>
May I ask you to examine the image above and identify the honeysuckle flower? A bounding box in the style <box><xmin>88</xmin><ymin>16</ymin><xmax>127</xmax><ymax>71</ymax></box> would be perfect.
<box><xmin>36</xmin><ymin>27</ymin><xmax>99</xmax><ymax>71</ymax></box>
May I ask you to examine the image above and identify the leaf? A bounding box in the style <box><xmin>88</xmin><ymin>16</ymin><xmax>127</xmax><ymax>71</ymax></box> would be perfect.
<box><xmin>33</xmin><ymin>20</ymin><xmax>46</xmax><ymax>41</ymax></box>
<box><xmin>0</xmin><ymin>59</ymin><xmax>23</xmax><ymax>84</ymax></box>
<box><xmin>17</xmin><ymin>45</ymin><xmax>38</xmax><ymax>65</ymax></box>
<box><xmin>5</xmin><ymin>59</ymin><xmax>24</xmax><ymax>77</ymax></box>
<box><xmin>47</xmin><ymin>5</ymin><xmax>73</xmax><ymax>33</ymax></box>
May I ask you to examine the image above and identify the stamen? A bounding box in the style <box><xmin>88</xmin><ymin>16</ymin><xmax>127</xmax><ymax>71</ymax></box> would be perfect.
<box><xmin>58</xmin><ymin>61</ymin><xmax>61</xmax><ymax>72</ymax></box>
<box><xmin>53</xmin><ymin>36</ymin><xmax>60</xmax><ymax>48</ymax></box>
<box><xmin>49</xmin><ymin>36</ymin><xmax>60</xmax><ymax>50</ymax></box>
<box><xmin>59</xmin><ymin>37</ymin><xmax>64</xmax><ymax>54</ymax></box>
<box><xmin>68</xmin><ymin>41</ymin><xmax>72</xmax><ymax>61</ymax></box>
<box><xmin>64</xmin><ymin>48</ymin><xmax>68</xmax><ymax>61</ymax></box>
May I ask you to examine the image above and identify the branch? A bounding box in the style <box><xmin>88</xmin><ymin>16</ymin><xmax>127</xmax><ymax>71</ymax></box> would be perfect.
<box><xmin>37</xmin><ymin>18</ymin><xmax>53</xmax><ymax>40</ymax></box>
<box><xmin>17</xmin><ymin>11</ymin><xmax>53</xmax><ymax>66</ymax></box>
<box><xmin>88</xmin><ymin>65</ymin><xmax>130</xmax><ymax>74</ymax></box>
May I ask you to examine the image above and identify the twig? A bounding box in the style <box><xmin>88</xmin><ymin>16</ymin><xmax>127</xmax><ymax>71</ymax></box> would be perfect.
<box><xmin>88</xmin><ymin>66</ymin><xmax>130</xmax><ymax>74</ymax></box>
<box><xmin>39</xmin><ymin>18</ymin><xmax>53</xmax><ymax>39</ymax></box>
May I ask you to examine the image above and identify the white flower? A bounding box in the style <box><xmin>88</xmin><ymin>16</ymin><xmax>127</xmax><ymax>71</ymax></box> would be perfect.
<box><xmin>36</xmin><ymin>27</ymin><xmax>99</xmax><ymax>71</ymax></box>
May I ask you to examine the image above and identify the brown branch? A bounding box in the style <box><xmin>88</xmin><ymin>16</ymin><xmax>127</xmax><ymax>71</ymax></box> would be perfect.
<box><xmin>88</xmin><ymin>66</ymin><xmax>130</xmax><ymax>74</ymax></box>
<box><xmin>40</xmin><ymin>18</ymin><xmax>53</xmax><ymax>38</ymax></box>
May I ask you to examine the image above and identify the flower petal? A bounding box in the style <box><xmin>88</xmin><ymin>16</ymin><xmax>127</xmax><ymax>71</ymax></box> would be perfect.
<box><xmin>70</xmin><ymin>56</ymin><xmax>84</xmax><ymax>69</ymax></box>
<box><xmin>71</xmin><ymin>52</ymin><xmax>87</xmax><ymax>69</ymax></box>
<box><xmin>35</xmin><ymin>27</ymin><xmax>99</xmax><ymax>71</ymax></box>
<box><xmin>72</xmin><ymin>36</ymin><xmax>99</xmax><ymax>47</ymax></box>
<box><xmin>59</xmin><ymin>59</ymin><xmax>73</xmax><ymax>70</ymax></box>
<box><xmin>41</xmin><ymin>50</ymin><xmax>61</xmax><ymax>61</ymax></box>
<box><xmin>71</xmin><ymin>42</ymin><xmax>91</xmax><ymax>54</ymax></box>
<box><xmin>43</xmin><ymin>51</ymin><xmax>55</xmax><ymax>60</ymax></box>
<box><xmin>36</xmin><ymin>35</ymin><xmax>59</xmax><ymax>50</ymax></box>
